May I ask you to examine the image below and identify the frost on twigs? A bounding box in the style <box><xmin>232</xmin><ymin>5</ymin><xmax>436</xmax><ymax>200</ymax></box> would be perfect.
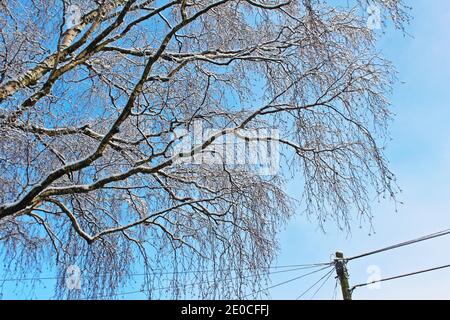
<box><xmin>0</xmin><ymin>0</ymin><xmax>405</xmax><ymax>299</ymax></box>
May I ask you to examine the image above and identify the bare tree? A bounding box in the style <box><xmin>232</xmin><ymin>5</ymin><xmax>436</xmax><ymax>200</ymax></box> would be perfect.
<box><xmin>0</xmin><ymin>0</ymin><xmax>407</xmax><ymax>299</ymax></box>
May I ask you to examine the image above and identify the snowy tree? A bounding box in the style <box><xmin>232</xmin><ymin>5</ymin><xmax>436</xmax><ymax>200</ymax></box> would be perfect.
<box><xmin>0</xmin><ymin>0</ymin><xmax>406</xmax><ymax>298</ymax></box>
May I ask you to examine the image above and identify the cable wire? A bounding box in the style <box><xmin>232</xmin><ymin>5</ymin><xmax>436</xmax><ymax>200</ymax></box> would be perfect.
<box><xmin>310</xmin><ymin>268</ymin><xmax>335</xmax><ymax>300</ymax></box>
<box><xmin>351</xmin><ymin>263</ymin><xmax>450</xmax><ymax>291</ymax></box>
<box><xmin>346</xmin><ymin>228</ymin><xmax>450</xmax><ymax>261</ymax></box>
<box><xmin>87</xmin><ymin>264</ymin><xmax>331</xmax><ymax>300</ymax></box>
<box><xmin>295</xmin><ymin>267</ymin><xmax>335</xmax><ymax>300</ymax></box>
<box><xmin>90</xmin><ymin>289</ymin><xmax>146</xmax><ymax>299</ymax></box>
<box><xmin>150</xmin><ymin>265</ymin><xmax>325</xmax><ymax>293</ymax></box>
<box><xmin>242</xmin><ymin>264</ymin><xmax>334</xmax><ymax>299</ymax></box>
<box><xmin>332</xmin><ymin>278</ymin><xmax>338</xmax><ymax>300</ymax></box>
<box><xmin>0</xmin><ymin>262</ymin><xmax>330</xmax><ymax>283</ymax></box>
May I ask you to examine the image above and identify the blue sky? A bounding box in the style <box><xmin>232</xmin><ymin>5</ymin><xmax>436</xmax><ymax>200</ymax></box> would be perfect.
<box><xmin>2</xmin><ymin>0</ymin><xmax>450</xmax><ymax>300</ymax></box>
<box><xmin>270</xmin><ymin>0</ymin><xmax>450</xmax><ymax>299</ymax></box>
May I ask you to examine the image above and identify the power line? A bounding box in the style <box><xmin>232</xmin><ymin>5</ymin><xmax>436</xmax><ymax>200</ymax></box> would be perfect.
<box><xmin>351</xmin><ymin>263</ymin><xmax>450</xmax><ymax>292</ymax></box>
<box><xmin>242</xmin><ymin>265</ymin><xmax>334</xmax><ymax>299</ymax></box>
<box><xmin>89</xmin><ymin>289</ymin><xmax>146</xmax><ymax>299</ymax></box>
<box><xmin>295</xmin><ymin>267</ymin><xmax>335</xmax><ymax>300</ymax></box>
<box><xmin>149</xmin><ymin>265</ymin><xmax>326</xmax><ymax>293</ymax></box>
<box><xmin>86</xmin><ymin>264</ymin><xmax>330</xmax><ymax>300</ymax></box>
<box><xmin>331</xmin><ymin>278</ymin><xmax>338</xmax><ymax>300</ymax></box>
<box><xmin>310</xmin><ymin>268</ymin><xmax>335</xmax><ymax>300</ymax></box>
<box><xmin>346</xmin><ymin>228</ymin><xmax>450</xmax><ymax>261</ymax></box>
<box><xmin>295</xmin><ymin>268</ymin><xmax>333</xmax><ymax>300</ymax></box>
<box><xmin>0</xmin><ymin>262</ymin><xmax>330</xmax><ymax>283</ymax></box>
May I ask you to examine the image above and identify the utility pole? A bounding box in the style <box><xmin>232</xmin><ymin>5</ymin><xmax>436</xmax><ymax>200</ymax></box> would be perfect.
<box><xmin>334</xmin><ymin>251</ymin><xmax>352</xmax><ymax>300</ymax></box>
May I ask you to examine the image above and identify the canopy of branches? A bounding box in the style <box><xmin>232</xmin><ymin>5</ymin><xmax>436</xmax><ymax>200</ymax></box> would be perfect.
<box><xmin>0</xmin><ymin>0</ymin><xmax>406</xmax><ymax>298</ymax></box>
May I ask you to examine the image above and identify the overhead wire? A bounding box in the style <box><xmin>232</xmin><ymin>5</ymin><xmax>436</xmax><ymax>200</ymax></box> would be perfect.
<box><xmin>342</xmin><ymin>228</ymin><xmax>450</xmax><ymax>297</ymax></box>
<box><xmin>331</xmin><ymin>278</ymin><xmax>338</xmax><ymax>300</ymax></box>
<box><xmin>295</xmin><ymin>267</ymin><xmax>335</xmax><ymax>300</ymax></box>
<box><xmin>0</xmin><ymin>261</ymin><xmax>331</xmax><ymax>283</ymax></box>
<box><xmin>310</xmin><ymin>268</ymin><xmax>335</xmax><ymax>300</ymax></box>
<box><xmin>242</xmin><ymin>264</ymin><xmax>334</xmax><ymax>299</ymax></box>
<box><xmin>351</xmin><ymin>263</ymin><xmax>450</xmax><ymax>292</ymax></box>
<box><xmin>346</xmin><ymin>228</ymin><xmax>450</xmax><ymax>261</ymax></box>
<box><xmin>86</xmin><ymin>264</ymin><xmax>332</xmax><ymax>299</ymax></box>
